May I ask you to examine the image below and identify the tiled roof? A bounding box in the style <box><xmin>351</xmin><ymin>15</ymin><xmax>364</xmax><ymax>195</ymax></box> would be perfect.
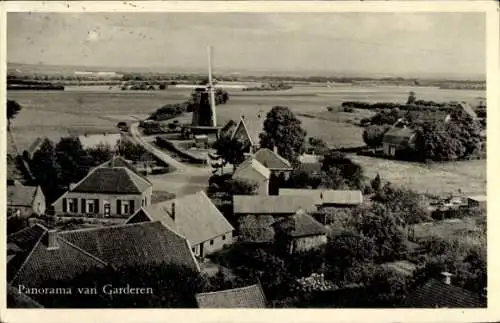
<box><xmin>61</xmin><ymin>221</ymin><xmax>199</xmax><ymax>271</ymax></box>
<box><xmin>383</xmin><ymin>127</ymin><xmax>416</xmax><ymax>145</ymax></box>
<box><xmin>70</xmin><ymin>166</ymin><xmax>151</xmax><ymax>194</ymax></box>
<box><xmin>7</xmin><ymin>285</ymin><xmax>44</xmax><ymax>308</ymax></box>
<box><xmin>7</xmin><ymin>224</ymin><xmax>48</xmax><ymax>281</ymax></box>
<box><xmin>233</xmin><ymin>157</ymin><xmax>271</xmax><ymax>181</ymax></box>
<box><xmin>405</xmin><ymin>279</ymin><xmax>485</xmax><ymax>308</ymax></box>
<box><xmin>279</xmin><ymin>189</ymin><xmax>363</xmax><ymax>205</ymax></box>
<box><xmin>195</xmin><ymin>284</ymin><xmax>267</xmax><ymax>308</ymax></box>
<box><xmin>253</xmin><ymin>148</ymin><xmax>292</xmax><ymax>170</ymax></box>
<box><xmin>274</xmin><ymin>210</ymin><xmax>327</xmax><ymax>238</ymax></box>
<box><xmin>468</xmin><ymin>195</ymin><xmax>487</xmax><ymax>202</ymax></box>
<box><xmin>133</xmin><ymin>191</ymin><xmax>234</xmax><ymax>246</ymax></box>
<box><xmin>233</xmin><ymin>195</ymin><xmax>316</xmax><ymax>214</ymax></box>
<box><xmin>97</xmin><ymin>155</ymin><xmax>151</xmax><ymax>184</ymax></box>
<box><xmin>10</xmin><ymin>222</ymin><xmax>200</xmax><ymax>288</ymax></box>
<box><xmin>7</xmin><ymin>183</ymin><xmax>39</xmax><ymax>207</ymax></box>
<box><xmin>406</xmin><ymin>111</ymin><xmax>450</xmax><ymax>124</ymax></box>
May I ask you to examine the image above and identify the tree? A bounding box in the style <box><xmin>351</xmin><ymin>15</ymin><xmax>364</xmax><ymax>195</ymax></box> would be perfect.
<box><xmin>7</xmin><ymin>99</ymin><xmax>22</xmax><ymax>131</ymax></box>
<box><xmin>362</xmin><ymin>125</ymin><xmax>389</xmax><ymax>147</ymax></box>
<box><xmin>307</xmin><ymin>137</ymin><xmax>330</xmax><ymax>156</ymax></box>
<box><xmin>117</xmin><ymin>140</ymin><xmax>148</xmax><ymax>162</ymax></box>
<box><xmin>259</xmin><ymin>106</ymin><xmax>307</xmax><ymax>165</ymax></box>
<box><xmin>414</xmin><ymin>122</ymin><xmax>466</xmax><ymax>161</ymax></box>
<box><xmin>86</xmin><ymin>143</ymin><xmax>114</xmax><ymax>167</ymax></box>
<box><xmin>226</xmin><ymin>178</ymin><xmax>259</xmax><ymax>195</ymax></box>
<box><xmin>371</xmin><ymin>173</ymin><xmax>382</xmax><ymax>192</ymax></box>
<box><xmin>407</xmin><ymin>91</ymin><xmax>416</xmax><ymax>105</ymax></box>
<box><xmin>212</xmin><ymin>135</ymin><xmax>246</xmax><ymax>172</ymax></box>
<box><xmin>30</xmin><ymin>138</ymin><xmax>61</xmax><ymax>203</ymax></box>
<box><xmin>321</xmin><ymin>151</ymin><xmax>364</xmax><ymax>189</ymax></box>
<box><xmin>363</xmin><ymin>266</ymin><xmax>409</xmax><ymax>307</ymax></box>
<box><xmin>55</xmin><ymin>137</ymin><xmax>89</xmax><ymax>187</ymax></box>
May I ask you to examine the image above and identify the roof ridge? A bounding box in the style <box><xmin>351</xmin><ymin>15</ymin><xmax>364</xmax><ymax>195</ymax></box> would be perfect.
<box><xmin>57</xmin><ymin>236</ymin><xmax>109</xmax><ymax>267</ymax></box>
<box><xmin>59</xmin><ymin>220</ymin><xmax>160</xmax><ymax>234</ymax></box>
<box><xmin>9</xmin><ymin>231</ymin><xmax>46</xmax><ymax>284</ymax></box>
<box><xmin>124</xmin><ymin>166</ymin><xmax>152</xmax><ymax>191</ymax></box>
<box><xmin>196</xmin><ymin>284</ymin><xmax>261</xmax><ymax>296</ymax></box>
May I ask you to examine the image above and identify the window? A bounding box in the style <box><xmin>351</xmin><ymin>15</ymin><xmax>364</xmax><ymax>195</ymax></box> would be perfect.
<box><xmin>104</xmin><ymin>202</ymin><xmax>111</xmax><ymax>216</ymax></box>
<box><xmin>222</xmin><ymin>235</ymin><xmax>226</xmax><ymax>241</ymax></box>
<box><xmin>210</xmin><ymin>240</ymin><xmax>214</xmax><ymax>246</ymax></box>
<box><xmin>192</xmin><ymin>248</ymin><xmax>195</xmax><ymax>252</ymax></box>
<box><xmin>86</xmin><ymin>200</ymin><xmax>97</xmax><ymax>214</ymax></box>
<box><xmin>68</xmin><ymin>199</ymin><xmax>78</xmax><ymax>213</ymax></box>
<box><xmin>142</xmin><ymin>199</ymin><xmax>145</xmax><ymax>207</ymax></box>
<box><xmin>122</xmin><ymin>202</ymin><xmax>130</xmax><ymax>215</ymax></box>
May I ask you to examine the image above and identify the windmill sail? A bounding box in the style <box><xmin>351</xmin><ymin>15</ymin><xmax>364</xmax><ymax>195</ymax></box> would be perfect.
<box><xmin>208</xmin><ymin>46</ymin><xmax>217</xmax><ymax>127</ymax></box>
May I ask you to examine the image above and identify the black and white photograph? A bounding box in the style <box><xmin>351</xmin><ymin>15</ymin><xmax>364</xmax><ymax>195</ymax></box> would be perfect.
<box><xmin>2</xmin><ymin>2</ymin><xmax>495</xmax><ymax>316</ymax></box>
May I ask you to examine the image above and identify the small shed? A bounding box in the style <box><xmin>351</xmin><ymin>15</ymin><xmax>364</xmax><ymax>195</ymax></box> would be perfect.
<box><xmin>194</xmin><ymin>134</ymin><xmax>209</xmax><ymax>149</ymax></box>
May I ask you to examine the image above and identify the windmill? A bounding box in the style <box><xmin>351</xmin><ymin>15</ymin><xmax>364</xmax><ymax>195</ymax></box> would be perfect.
<box><xmin>187</xmin><ymin>46</ymin><xmax>241</xmax><ymax>130</ymax></box>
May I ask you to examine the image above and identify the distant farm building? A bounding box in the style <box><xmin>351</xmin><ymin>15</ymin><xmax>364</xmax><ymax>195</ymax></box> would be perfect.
<box><xmin>467</xmin><ymin>195</ymin><xmax>486</xmax><ymax>209</ymax></box>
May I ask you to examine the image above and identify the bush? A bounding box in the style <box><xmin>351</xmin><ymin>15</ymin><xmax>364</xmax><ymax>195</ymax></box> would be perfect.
<box><xmin>362</xmin><ymin>125</ymin><xmax>389</xmax><ymax>147</ymax></box>
<box><xmin>326</xmin><ymin>106</ymin><xmax>334</xmax><ymax>112</ymax></box>
<box><xmin>343</xmin><ymin>107</ymin><xmax>354</xmax><ymax>113</ymax></box>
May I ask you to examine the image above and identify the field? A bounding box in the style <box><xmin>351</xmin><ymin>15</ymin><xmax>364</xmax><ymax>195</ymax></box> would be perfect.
<box><xmin>349</xmin><ymin>155</ymin><xmax>486</xmax><ymax>196</ymax></box>
<box><xmin>8</xmin><ymin>85</ymin><xmax>486</xmax><ymax>196</ymax></box>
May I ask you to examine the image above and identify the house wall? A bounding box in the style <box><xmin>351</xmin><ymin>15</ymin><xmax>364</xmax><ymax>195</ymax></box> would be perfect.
<box><xmin>31</xmin><ymin>187</ymin><xmax>46</xmax><ymax>215</ymax></box>
<box><xmin>53</xmin><ymin>188</ymin><xmax>152</xmax><ymax>217</ymax></box>
<box><xmin>192</xmin><ymin>231</ymin><xmax>233</xmax><ymax>258</ymax></box>
<box><xmin>292</xmin><ymin>234</ymin><xmax>327</xmax><ymax>253</ymax></box>
<box><xmin>383</xmin><ymin>143</ymin><xmax>398</xmax><ymax>157</ymax></box>
<box><xmin>233</xmin><ymin>168</ymin><xmax>269</xmax><ymax>196</ymax></box>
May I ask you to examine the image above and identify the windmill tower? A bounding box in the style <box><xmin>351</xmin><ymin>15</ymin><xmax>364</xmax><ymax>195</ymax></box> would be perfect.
<box><xmin>191</xmin><ymin>46</ymin><xmax>218</xmax><ymax>129</ymax></box>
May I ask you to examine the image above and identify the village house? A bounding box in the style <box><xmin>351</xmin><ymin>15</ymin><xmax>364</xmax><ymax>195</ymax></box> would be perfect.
<box><xmin>7</xmin><ymin>221</ymin><xmax>200</xmax><ymax>289</ymax></box>
<box><xmin>404</xmin><ymin>272</ymin><xmax>486</xmax><ymax>308</ymax></box>
<box><xmin>279</xmin><ymin>188</ymin><xmax>363</xmax><ymax>209</ymax></box>
<box><xmin>127</xmin><ymin>191</ymin><xmax>234</xmax><ymax>259</ymax></box>
<box><xmin>7</xmin><ymin>180</ymin><xmax>46</xmax><ymax>217</ymax></box>
<box><xmin>230</xmin><ymin>116</ymin><xmax>262</xmax><ymax>154</ymax></box>
<box><xmin>382</xmin><ymin>126</ymin><xmax>417</xmax><ymax>158</ymax></box>
<box><xmin>233</xmin><ymin>195</ymin><xmax>317</xmax><ymax>218</ymax></box>
<box><xmin>195</xmin><ymin>284</ymin><xmax>267</xmax><ymax>308</ymax></box>
<box><xmin>273</xmin><ymin>209</ymin><xmax>328</xmax><ymax>254</ymax></box>
<box><xmin>51</xmin><ymin>157</ymin><xmax>153</xmax><ymax>217</ymax></box>
<box><xmin>232</xmin><ymin>158</ymin><xmax>271</xmax><ymax>195</ymax></box>
<box><xmin>467</xmin><ymin>195</ymin><xmax>487</xmax><ymax>209</ymax></box>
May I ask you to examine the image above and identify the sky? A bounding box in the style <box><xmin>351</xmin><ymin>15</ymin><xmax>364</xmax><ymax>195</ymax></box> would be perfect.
<box><xmin>7</xmin><ymin>12</ymin><xmax>486</xmax><ymax>78</ymax></box>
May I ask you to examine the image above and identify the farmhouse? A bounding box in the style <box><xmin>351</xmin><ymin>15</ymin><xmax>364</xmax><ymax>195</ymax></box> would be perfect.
<box><xmin>233</xmin><ymin>195</ymin><xmax>317</xmax><ymax>217</ymax></box>
<box><xmin>279</xmin><ymin>189</ymin><xmax>363</xmax><ymax>208</ymax></box>
<box><xmin>195</xmin><ymin>284</ymin><xmax>267</xmax><ymax>308</ymax></box>
<box><xmin>51</xmin><ymin>158</ymin><xmax>153</xmax><ymax>217</ymax></box>
<box><xmin>127</xmin><ymin>191</ymin><xmax>234</xmax><ymax>259</ymax></box>
<box><xmin>7</xmin><ymin>180</ymin><xmax>46</xmax><ymax>217</ymax></box>
<box><xmin>232</xmin><ymin>158</ymin><xmax>271</xmax><ymax>196</ymax></box>
<box><xmin>382</xmin><ymin>126</ymin><xmax>416</xmax><ymax>157</ymax></box>
<box><xmin>274</xmin><ymin>209</ymin><xmax>328</xmax><ymax>254</ymax></box>
<box><xmin>404</xmin><ymin>272</ymin><xmax>485</xmax><ymax>308</ymax></box>
<box><xmin>8</xmin><ymin>221</ymin><xmax>199</xmax><ymax>288</ymax></box>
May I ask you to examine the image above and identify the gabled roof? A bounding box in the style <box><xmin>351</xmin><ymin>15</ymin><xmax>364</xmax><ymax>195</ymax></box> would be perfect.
<box><xmin>279</xmin><ymin>189</ymin><xmax>363</xmax><ymax>206</ymax></box>
<box><xmin>233</xmin><ymin>195</ymin><xmax>317</xmax><ymax>214</ymax></box>
<box><xmin>405</xmin><ymin>279</ymin><xmax>485</xmax><ymax>308</ymax></box>
<box><xmin>233</xmin><ymin>157</ymin><xmax>271</xmax><ymax>181</ymax></box>
<box><xmin>129</xmin><ymin>191</ymin><xmax>234</xmax><ymax>246</ymax></box>
<box><xmin>253</xmin><ymin>148</ymin><xmax>292</xmax><ymax>170</ymax></box>
<box><xmin>382</xmin><ymin>127</ymin><xmax>416</xmax><ymax>145</ymax></box>
<box><xmin>274</xmin><ymin>210</ymin><xmax>327</xmax><ymax>238</ymax></box>
<box><xmin>195</xmin><ymin>284</ymin><xmax>267</xmax><ymax>308</ymax></box>
<box><xmin>7</xmin><ymin>183</ymin><xmax>40</xmax><ymax>207</ymax></box>
<box><xmin>97</xmin><ymin>155</ymin><xmax>151</xmax><ymax>184</ymax></box>
<box><xmin>9</xmin><ymin>221</ymin><xmax>199</xmax><ymax>287</ymax></box>
<box><xmin>231</xmin><ymin>117</ymin><xmax>257</xmax><ymax>147</ymax></box>
<box><xmin>458</xmin><ymin>102</ymin><xmax>478</xmax><ymax>119</ymax></box>
<box><xmin>69</xmin><ymin>165</ymin><xmax>151</xmax><ymax>194</ymax></box>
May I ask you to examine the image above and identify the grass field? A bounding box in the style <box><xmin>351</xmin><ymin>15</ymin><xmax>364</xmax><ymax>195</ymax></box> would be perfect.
<box><xmin>349</xmin><ymin>155</ymin><xmax>486</xmax><ymax>196</ymax></box>
<box><xmin>8</xmin><ymin>85</ymin><xmax>484</xmax><ymax>153</ymax></box>
<box><xmin>411</xmin><ymin>217</ymin><xmax>486</xmax><ymax>247</ymax></box>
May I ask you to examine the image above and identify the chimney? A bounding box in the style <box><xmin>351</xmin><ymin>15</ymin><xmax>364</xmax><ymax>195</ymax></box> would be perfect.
<box><xmin>170</xmin><ymin>202</ymin><xmax>176</xmax><ymax>221</ymax></box>
<box><xmin>46</xmin><ymin>229</ymin><xmax>59</xmax><ymax>250</ymax></box>
<box><xmin>441</xmin><ymin>272</ymin><xmax>452</xmax><ymax>285</ymax></box>
<box><xmin>273</xmin><ymin>146</ymin><xmax>278</xmax><ymax>154</ymax></box>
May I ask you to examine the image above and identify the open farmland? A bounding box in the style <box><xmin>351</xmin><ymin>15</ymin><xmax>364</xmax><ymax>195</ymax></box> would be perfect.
<box><xmin>349</xmin><ymin>155</ymin><xmax>486</xmax><ymax>196</ymax></box>
<box><xmin>8</xmin><ymin>84</ymin><xmax>484</xmax><ymax>152</ymax></box>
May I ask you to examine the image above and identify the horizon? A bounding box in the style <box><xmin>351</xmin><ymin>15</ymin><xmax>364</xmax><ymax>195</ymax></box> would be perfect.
<box><xmin>8</xmin><ymin>13</ymin><xmax>486</xmax><ymax>80</ymax></box>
